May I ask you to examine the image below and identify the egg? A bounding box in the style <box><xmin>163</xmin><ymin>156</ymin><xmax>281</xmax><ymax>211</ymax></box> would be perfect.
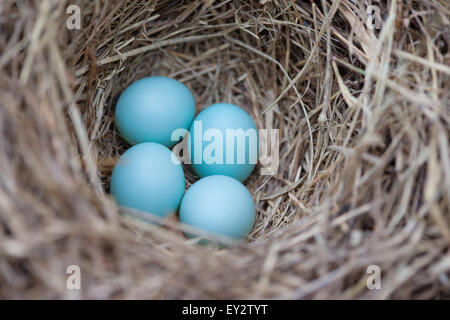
<box><xmin>179</xmin><ymin>175</ymin><xmax>255</xmax><ymax>240</ymax></box>
<box><xmin>110</xmin><ymin>142</ymin><xmax>185</xmax><ymax>218</ymax></box>
<box><xmin>115</xmin><ymin>76</ymin><xmax>196</xmax><ymax>147</ymax></box>
<box><xmin>188</xmin><ymin>103</ymin><xmax>258</xmax><ymax>182</ymax></box>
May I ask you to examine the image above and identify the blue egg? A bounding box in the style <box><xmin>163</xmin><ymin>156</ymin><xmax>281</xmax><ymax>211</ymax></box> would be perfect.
<box><xmin>110</xmin><ymin>142</ymin><xmax>185</xmax><ymax>218</ymax></box>
<box><xmin>179</xmin><ymin>175</ymin><xmax>255</xmax><ymax>240</ymax></box>
<box><xmin>188</xmin><ymin>103</ymin><xmax>258</xmax><ymax>182</ymax></box>
<box><xmin>115</xmin><ymin>76</ymin><xmax>195</xmax><ymax>147</ymax></box>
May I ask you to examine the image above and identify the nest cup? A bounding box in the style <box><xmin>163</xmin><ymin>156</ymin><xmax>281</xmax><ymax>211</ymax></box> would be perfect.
<box><xmin>1</xmin><ymin>0</ymin><xmax>450</xmax><ymax>299</ymax></box>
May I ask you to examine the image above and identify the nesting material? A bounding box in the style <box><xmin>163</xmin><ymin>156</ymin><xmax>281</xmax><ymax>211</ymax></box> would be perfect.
<box><xmin>0</xmin><ymin>0</ymin><xmax>449</xmax><ymax>299</ymax></box>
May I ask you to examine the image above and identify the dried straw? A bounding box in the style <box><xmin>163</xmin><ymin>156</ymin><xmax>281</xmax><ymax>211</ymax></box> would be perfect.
<box><xmin>0</xmin><ymin>0</ymin><xmax>449</xmax><ymax>299</ymax></box>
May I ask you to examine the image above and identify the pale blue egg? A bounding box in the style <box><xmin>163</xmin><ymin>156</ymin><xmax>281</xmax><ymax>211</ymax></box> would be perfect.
<box><xmin>110</xmin><ymin>142</ymin><xmax>185</xmax><ymax>218</ymax></box>
<box><xmin>115</xmin><ymin>76</ymin><xmax>195</xmax><ymax>147</ymax></box>
<box><xmin>179</xmin><ymin>175</ymin><xmax>255</xmax><ymax>240</ymax></box>
<box><xmin>188</xmin><ymin>103</ymin><xmax>258</xmax><ymax>182</ymax></box>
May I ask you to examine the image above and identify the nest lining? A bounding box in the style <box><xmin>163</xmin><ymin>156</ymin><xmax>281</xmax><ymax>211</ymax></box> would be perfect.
<box><xmin>0</xmin><ymin>0</ymin><xmax>449</xmax><ymax>299</ymax></box>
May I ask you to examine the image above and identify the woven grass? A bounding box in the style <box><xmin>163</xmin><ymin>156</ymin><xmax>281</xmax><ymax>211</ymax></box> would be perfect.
<box><xmin>0</xmin><ymin>0</ymin><xmax>449</xmax><ymax>299</ymax></box>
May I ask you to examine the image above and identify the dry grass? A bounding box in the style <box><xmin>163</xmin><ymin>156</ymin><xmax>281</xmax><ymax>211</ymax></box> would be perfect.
<box><xmin>0</xmin><ymin>0</ymin><xmax>449</xmax><ymax>299</ymax></box>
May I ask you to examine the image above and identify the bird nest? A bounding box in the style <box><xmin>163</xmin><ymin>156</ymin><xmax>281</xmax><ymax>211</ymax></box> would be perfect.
<box><xmin>0</xmin><ymin>0</ymin><xmax>449</xmax><ymax>299</ymax></box>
